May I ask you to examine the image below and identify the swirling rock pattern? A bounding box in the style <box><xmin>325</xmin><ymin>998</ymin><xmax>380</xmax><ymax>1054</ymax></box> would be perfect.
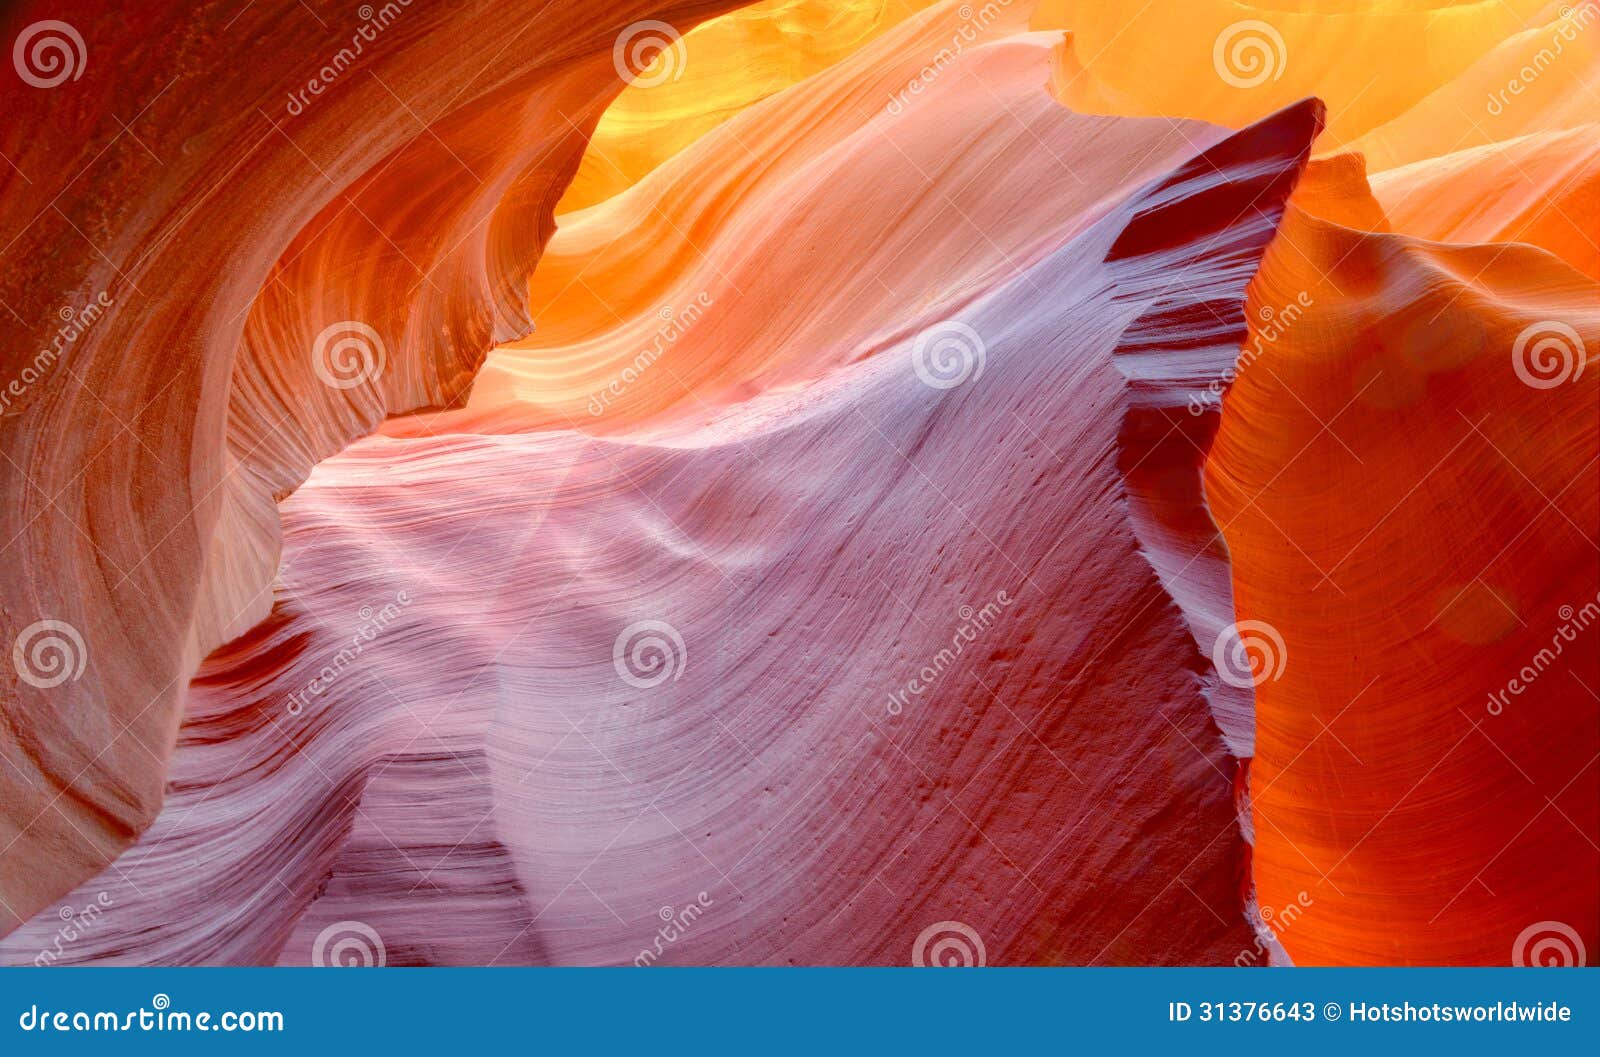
<box><xmin>1210</xmin><ymin>161</ymin><xmax>1599</xmax><ymax>968</ymax></box>
<box><xmin>2</xmin><ymin>0</ymin><xmax>1595</xmax><ymax>966</ymax></box>
<box><xmin>0</xmin><ymin>9</ymin><xmax>1322</xmax><ymax>958</ymax></box>
<box><xmin>0</xmin><ymin>0</ymin><xmax>741</xmax><ymax>933</ymax></box>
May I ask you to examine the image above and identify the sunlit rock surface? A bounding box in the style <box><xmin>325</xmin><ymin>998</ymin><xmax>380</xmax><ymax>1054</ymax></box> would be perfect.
<box><xmin>2</xmin><ymin>0</ymin><xmax>1594</xmax><ymax>966</ymax></box>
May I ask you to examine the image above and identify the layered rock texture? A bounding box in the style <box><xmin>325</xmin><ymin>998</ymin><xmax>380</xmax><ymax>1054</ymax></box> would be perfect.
<box><xmin>1</xmin><ymin>0</ymin><xmax>1594</xmax><ymax>965</ymax></box>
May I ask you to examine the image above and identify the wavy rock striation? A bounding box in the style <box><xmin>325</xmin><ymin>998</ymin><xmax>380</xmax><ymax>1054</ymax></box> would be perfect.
<box><xmin>0</xmin><ymin>0</ymin><xmax>743</xmax><ymax>932</ymax></box>
<box><xmin>1210</xmin><ymin>176</ymin><xmax>1599</xmax><ymax>967</ymax></box>
<box><xmin>0</xmin><ymin>8</ymin><xmax>1322</xmax><ymax>960</ymax></box>
<box><xmin>4</xmin><ymin>0</ymin><xmax>1593</xmax><ymax>967</ymax></box>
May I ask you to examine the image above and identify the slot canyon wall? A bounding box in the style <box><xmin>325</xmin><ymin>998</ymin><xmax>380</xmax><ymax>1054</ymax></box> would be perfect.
<box><xmin>1</xmin><ymin>0</ymin><xmax>1594</xmax><ymax>965</ymax></box>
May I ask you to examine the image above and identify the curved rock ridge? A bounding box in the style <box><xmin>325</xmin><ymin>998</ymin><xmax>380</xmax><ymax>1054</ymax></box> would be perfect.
<box><xmin>0</xmin><ymin>72</ymin><xmax>1324</xmax><ymax>961</ymax></box>
<box><xmin>425</xmin><ymin>0</ymin><xmax>1079</xmax><ymax>434</ymax></box>
<box><xmin>1209</xmin><ymin>190</ymin><xmax>1599</xmax><ymax>966</ymax></box>
<box><xmin>1368</xmin><ymin>125</ymin><xmax>1600</xmax><ymax>283</ymax></box>
<box><xmin>1348</xmin><ymin>0</ymin><xmax>1599</xmax><ymax>171</ymax></box>
<box><xmin>1028</xmin><ymin>0</ymin><xmax>1599</xmax><ymax>967</ymax></box>
<box><xmin>4</xmin><ymin>0</ymin><xmax>1594</xmax><ymax>968</ymax></box>
<box><xmin>1035</xmin><ymin>0</ymin><xmax>1556</xmax><ymax>150</ymax></box>
<box><xmin>0</xmin><ymin>0</ymin><xmax>743</xmax><ymax>933</ymax></box>
<box><xmin>556</xmin><ymin>0</ymin><xmax>943</xmax><ymax>214</ymax></box>
<box><xmin>1193</xmin><ymin>1</ymin><xmax>1597</xmax><ymax>967</ymax></box>
<box><xmin>1108</xmin><ymin>97</ymin><xmax>1324</xmax><ymax>760</ymax></box>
